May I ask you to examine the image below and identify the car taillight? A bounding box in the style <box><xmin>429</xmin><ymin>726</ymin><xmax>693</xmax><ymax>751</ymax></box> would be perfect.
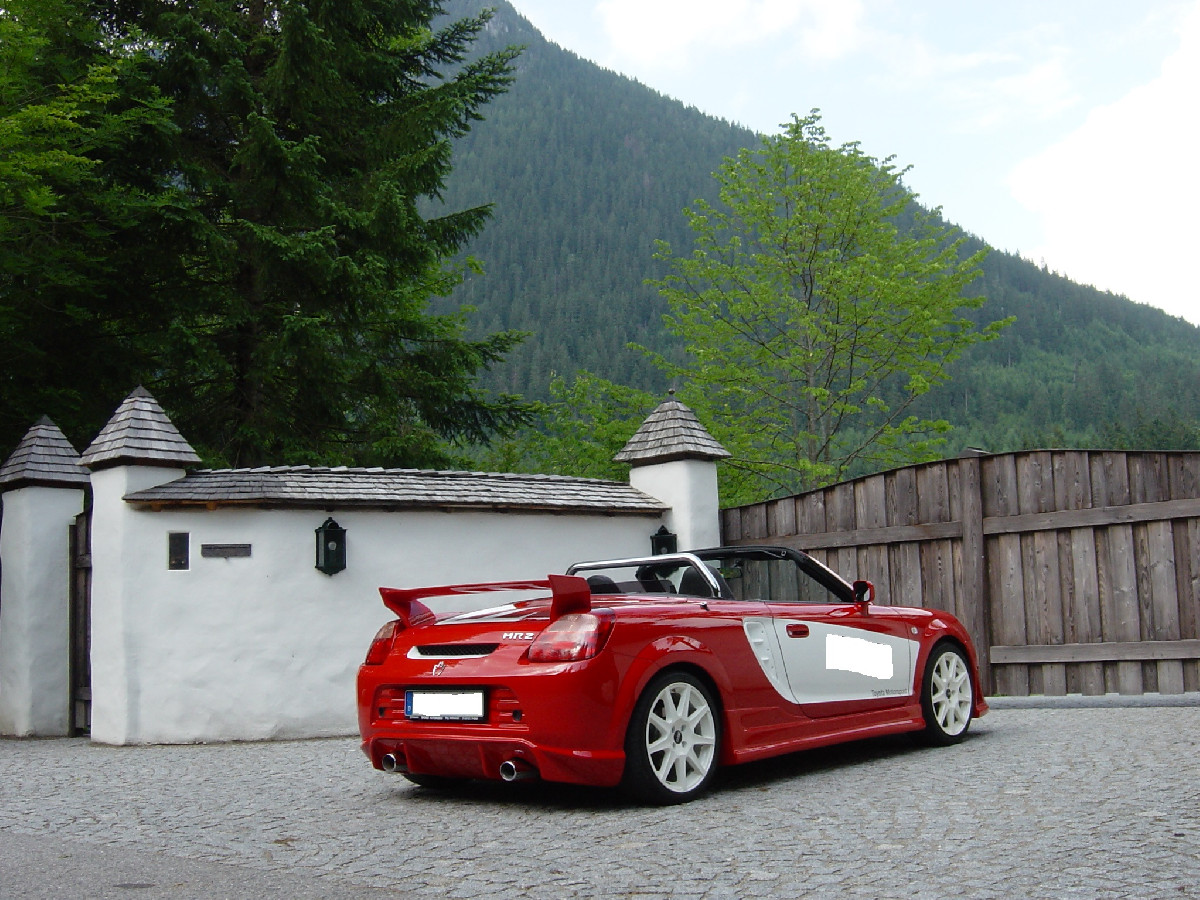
<box><xmin>364</xmin><ymin>620</ymin><xmax>401</xmax><ymax>665</ymax></box>
<box><xmin>527</xmin><ymin>612</ymin><xmax>613</xmax><ymax>662</ymax></box>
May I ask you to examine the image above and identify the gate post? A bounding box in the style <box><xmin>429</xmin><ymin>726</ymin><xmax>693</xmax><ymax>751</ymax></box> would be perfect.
<box><xmin>80</xmin><ymin>388</ymin><xmax>199</xmax><ymax>745</ymax></box>
<box><xmin>615</xmin><ymin>395</ymin><xmax>730</xmax><ymax>551</ymax></box>
<box><xmin>0</xmin><ymin>419</ymin><xmax>90</xmax><ymax>736</ymax></box>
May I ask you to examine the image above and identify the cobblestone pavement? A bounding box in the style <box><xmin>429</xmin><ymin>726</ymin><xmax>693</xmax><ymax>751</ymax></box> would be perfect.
<box><xmin>3</xmin><ymin>707</ymin><xmax>1199</xmax><ymax>899</ymax></box>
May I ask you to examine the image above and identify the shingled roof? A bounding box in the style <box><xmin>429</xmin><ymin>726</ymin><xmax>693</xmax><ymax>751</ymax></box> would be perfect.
<box><xmin>124</xmin><ymin>466</ymin><xmax>667</xmax><ymax>515</ymax></box>
<box><xmin>614</xmin><ymin>395</ymin><xmax>730</xmax><ymax>466</ymax></box>
<box><xmin>80</xmin><ymin>387</ymin><xmax>201</xmax><ymax>470</ymax></box>
<box><xmin>0</xmin><ymin>417</ymin><xmax>90</xmax><ymax>489</ymax></box>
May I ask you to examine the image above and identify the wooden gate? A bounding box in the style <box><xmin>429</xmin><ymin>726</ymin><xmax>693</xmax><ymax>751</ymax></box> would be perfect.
<box><xmin>69</xmin><ymin>509</ymin><xmax>91</xmax><ymax>734</ymax></box>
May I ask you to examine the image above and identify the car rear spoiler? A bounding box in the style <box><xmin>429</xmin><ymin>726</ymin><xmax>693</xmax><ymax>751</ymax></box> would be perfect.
<box><xmin>378</xmin><ymin>574</ymin><xmax>591</xmax><ymax>627</ymax></box>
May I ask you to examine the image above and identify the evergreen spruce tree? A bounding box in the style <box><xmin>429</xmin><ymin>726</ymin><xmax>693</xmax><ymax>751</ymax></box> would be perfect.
<box><xmin>0</xmin><ymin>0</ymin><xmax>184</xmax><ymax>452</ymax></box>
<box><xmin>2</xmin><ymin>0</ymin><xmax>532</xmax><ymax>466</ymax></box>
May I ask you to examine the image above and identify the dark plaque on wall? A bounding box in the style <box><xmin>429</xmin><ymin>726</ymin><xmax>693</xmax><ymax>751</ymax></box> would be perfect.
<box><xmin>200</xmin><ymin>543</ymin><xmax>252</xmax><ymax>559</ymax></box>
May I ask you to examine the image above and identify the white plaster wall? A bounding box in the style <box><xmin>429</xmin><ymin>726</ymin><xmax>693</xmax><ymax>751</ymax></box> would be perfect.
<box><xmin>89</xmin><ymin>474</ymin><xmax>663</xmax><ymax>744</ymax></box>
<box><xmin>631</xmin><ymin>459</ymin><xmax>721</xmax><ymax>550</ymax></box>
<box><xmin>0</xmin><ymin>485</ymin><xmax>86</xmax><ymax>736</ymax></box>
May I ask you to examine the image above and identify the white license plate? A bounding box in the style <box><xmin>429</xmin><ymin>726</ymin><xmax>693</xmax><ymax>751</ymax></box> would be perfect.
<box><xmin>405</xmin><ymin>690</ymin><xmax>486</xmax><ymax>721</ymax></box>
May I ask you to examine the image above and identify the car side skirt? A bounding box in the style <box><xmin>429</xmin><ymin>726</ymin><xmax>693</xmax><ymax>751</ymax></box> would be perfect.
<box><xmin>724</xmin><ymin>702</ymin><xmax>927</xmax><ymax>765</ymax></box>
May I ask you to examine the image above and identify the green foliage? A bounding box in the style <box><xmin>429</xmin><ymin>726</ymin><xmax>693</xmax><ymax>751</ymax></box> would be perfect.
<box><xmin>1097</xmin><ymin>412</ymin><xmax>1200</xmax><ymax>451</ymax></box>
<box><xmin>646</xmin><ymin>112</ymin><xmax>1010</xmax><ymax>499</ymax></box>
<box><xmin>1</xmin><ymin>0</ymin><xmax>534</xmax><ymax>467</ymax></box>
<box><xmin>0</xmin><ymin>0</ymin><xmax>187</xmax><ymax>452</ymax></box>
<box><xmin>472</xmin><ymin>372</ymin><xmax>654</xmax><ymax>481</ymax></box>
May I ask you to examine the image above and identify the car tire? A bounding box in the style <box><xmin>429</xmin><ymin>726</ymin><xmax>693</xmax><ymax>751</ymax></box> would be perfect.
<box><xmin>622</xmin><ymin>670</ymin><xmax>721</xmax><ymax>805</ymax></box>
<box><xmin>920</xmin><ymin>643</ymin><xmax>974</xmax><ymax>745</ymax></box>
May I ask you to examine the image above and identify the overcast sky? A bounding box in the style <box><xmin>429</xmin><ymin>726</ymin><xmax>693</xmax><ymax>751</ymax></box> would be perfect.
<box><xmin>507</xmin><ymin>0</ymin><xmax>1200</xmax><ymax>326</ymax></box>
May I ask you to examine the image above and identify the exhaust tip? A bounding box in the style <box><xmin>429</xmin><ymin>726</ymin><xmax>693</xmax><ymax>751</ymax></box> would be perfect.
<box><xmin>499</xmin><ymin>759</ymin><xmax>537</xmax><ymax>782</ymax></box>
<box><xmin>381</xmin><ymin>753</ymin><xmax>404</xmax><ymax>773</ymax></box>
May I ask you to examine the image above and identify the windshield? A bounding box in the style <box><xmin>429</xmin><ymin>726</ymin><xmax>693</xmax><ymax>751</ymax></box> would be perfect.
<box><xmin>567</xmin><ymin>547</ymin><xmax>854</xmax><ymax>603</ymax></box>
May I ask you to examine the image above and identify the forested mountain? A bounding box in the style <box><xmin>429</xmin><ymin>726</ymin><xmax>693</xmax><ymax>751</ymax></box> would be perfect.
<box><xmin>434</xmin><ymin>1</ymin><xmax>749</xmax><ymax>395</ymax></box>
<box><xmin>437</xmin><ymin>0</ymin><xmax>1200</xmax><ymax>455</ymax></box>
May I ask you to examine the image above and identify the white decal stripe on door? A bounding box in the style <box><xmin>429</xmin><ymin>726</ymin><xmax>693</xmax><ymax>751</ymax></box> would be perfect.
<box><xmin>776</xmin><ymin>621</ymin><xmax>919</xmax><ymax>706</ymax></box>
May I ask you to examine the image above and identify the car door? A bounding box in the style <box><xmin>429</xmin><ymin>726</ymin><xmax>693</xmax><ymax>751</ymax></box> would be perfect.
<box><xmin>739</xmin><ymin>554</ymin><xmax>919</xmax><ymax>717</ymax></box>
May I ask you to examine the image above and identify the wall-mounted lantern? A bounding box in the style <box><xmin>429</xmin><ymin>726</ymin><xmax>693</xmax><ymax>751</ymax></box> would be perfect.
<box><xmin>650</xmin><ymin>525</ymin><xmax>677</xmax><ymax>555</ymax></box>
<box><xmin>315</xmin><ymin>517</ymin><xmax>347</xmax><ymax>575</ymax></box>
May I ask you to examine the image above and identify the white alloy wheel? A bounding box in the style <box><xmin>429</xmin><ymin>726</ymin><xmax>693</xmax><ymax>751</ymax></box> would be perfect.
<box><xmin>623</xmin><ymin>671</ymin><xmax>720</xmax><ymax>803</ymax></box>
<box><xmin>646</xmin><ymin>680</ymin><xmax>717</xmax><ymax>791</ymax></box>
<box><xmin>923</xmin><ymin>645</ymin><xmax>973</xmax><ymax>743</ymax></box>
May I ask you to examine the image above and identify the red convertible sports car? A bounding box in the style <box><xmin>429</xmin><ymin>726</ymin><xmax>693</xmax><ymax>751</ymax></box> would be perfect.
<box><xmin>357</xmin><ymin>546</ymin><xmax>987</xmax><ymax>804</ymax></box>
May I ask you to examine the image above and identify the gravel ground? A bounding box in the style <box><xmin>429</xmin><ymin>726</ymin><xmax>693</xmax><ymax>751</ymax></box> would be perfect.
<box><xmin>2</xmin><ymin>704</ymin><xmax>1199</xmax><ymax>899</ymax></box>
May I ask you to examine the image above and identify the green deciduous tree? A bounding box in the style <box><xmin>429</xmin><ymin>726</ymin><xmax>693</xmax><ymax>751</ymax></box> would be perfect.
<box><xmin>1</xmin><ymin>0</ymin><xmax>532</xmax><ymax>467</ymax></box>
<box><xmin>648</xmin><ymin>111</ymin><xmax>1011</xmax><ymax>502</ymax></box>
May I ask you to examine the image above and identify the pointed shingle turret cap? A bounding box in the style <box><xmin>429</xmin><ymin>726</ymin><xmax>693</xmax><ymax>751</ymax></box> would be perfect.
<box><xmin>0</xmin><ymin>417</ymin><xmax>90</xmax><ymax>489</ymax></box>
<box><xmin>80</xmin><ymin>387</ymin><xmax>201</xmax><ymax>471</ymax></box>
<box><xmin>613</xmin><ymin>394</ymin><xmax>730</xmax><ymax>466</ymax></box>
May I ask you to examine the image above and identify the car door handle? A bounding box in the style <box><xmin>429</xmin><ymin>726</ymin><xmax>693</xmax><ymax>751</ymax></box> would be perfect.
<box><xmin>786</xmin><ymin>623</ymin><xmax>810</xmax><ymax>638</ymax></box>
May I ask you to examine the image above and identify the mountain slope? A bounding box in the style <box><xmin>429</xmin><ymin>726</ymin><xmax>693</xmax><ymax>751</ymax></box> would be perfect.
<box><xmin>439</xmin><ymin>1</ymin><xmax>1200</xmax><ymax>453</ymax></box>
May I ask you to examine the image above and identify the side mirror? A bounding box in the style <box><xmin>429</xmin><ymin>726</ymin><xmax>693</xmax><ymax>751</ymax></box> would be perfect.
<box><xmin>852</xmin><ymin>580</ymin><xmax>875</xmax><ymax>606</ymax></box>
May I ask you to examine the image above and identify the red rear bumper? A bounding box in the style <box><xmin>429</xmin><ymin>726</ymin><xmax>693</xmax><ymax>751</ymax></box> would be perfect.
<box><xmin>361</xmin><ymin>733</ymin><xmax>626</xmax><ymax>786</ymax></box>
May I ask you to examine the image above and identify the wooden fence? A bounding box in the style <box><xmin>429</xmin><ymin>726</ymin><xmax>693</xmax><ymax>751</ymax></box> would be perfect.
<box><xmin>719</xmin><ymin>450</ymin><xmax>1200</xmax><ymax>697</ymax></box>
